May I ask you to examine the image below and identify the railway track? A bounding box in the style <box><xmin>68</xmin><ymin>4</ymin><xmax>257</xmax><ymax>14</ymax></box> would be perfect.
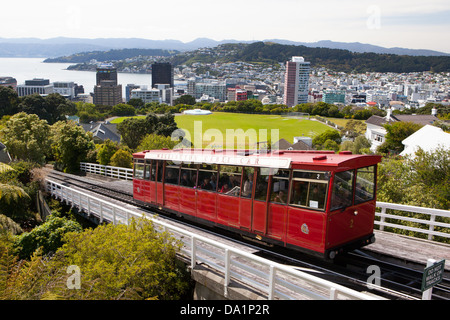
<box><xmin>45</xmin><ymin>169</ymin><xmax>450</xmax><ymax>300</ymax></box>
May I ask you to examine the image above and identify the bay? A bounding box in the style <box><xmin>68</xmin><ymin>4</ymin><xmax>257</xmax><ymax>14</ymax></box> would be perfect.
<box><xmin>0</xmin><ymin>57</ymin><xmax>153</xmax><ymax>97</ymax></box>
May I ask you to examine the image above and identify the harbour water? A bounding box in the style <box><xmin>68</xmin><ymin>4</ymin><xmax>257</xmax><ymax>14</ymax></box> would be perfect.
<box><xmin>0</xmin><ymin>57</ymin><xmax>153</xmax><ymax>96</ymax></box>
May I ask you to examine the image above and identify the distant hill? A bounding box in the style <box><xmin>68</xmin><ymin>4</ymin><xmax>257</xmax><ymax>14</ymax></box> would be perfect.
<box><xmin>224</xmin><ymin>42</ymin><xmax>450</xmax><ymax>73</ymax></box>
<box><xmin>44</xmin><ymin>48</ymin><xmax>178</xmax><ymax>63</ymax></box>
<box><xmin>0</xmin><ymin>37</ymin><xmax>448</xmax><ymax>58</ymax></box>
<box><xmin>43</xmin><ymin>41</ymin><xmax>450</xmax><ymax>73</ymax></box>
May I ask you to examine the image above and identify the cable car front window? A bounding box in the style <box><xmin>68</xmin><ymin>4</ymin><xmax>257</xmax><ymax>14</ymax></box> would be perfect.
<box><xmin>330</xmin><ymin>170</ymin><xmax>354</xmax><ymax>211</ymax></box>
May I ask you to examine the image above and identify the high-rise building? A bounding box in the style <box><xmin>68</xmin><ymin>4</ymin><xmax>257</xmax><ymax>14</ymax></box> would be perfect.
<box><xmin>96</xmin><ymin>65</ymin><xmax>118</xmax><ymax>85</ymax></box>
<box><xmin>93</xmin><ymin>65</ymin><xmax>122</xmax><ymax>106</ymax></box>
<box><xmin>151</xmin><ymin>62</ymin><xmax>173</xmax><ymax>88</ymax></box>
<box><xmin>283</xmin><ymin>57</ymin><xmax>310</xmax><ymax>107</ymax></box>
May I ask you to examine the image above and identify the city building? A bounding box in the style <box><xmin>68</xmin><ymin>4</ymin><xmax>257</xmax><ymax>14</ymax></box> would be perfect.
<box><xmin>53</xmin><ymin>82</ymin><xmax>76</xmax><ymax>99</ymax></box>
<box><xmin>0</xmin><ymin>77</ymin><xmax>17</xmax><ymax>90</ymax></box>
<box><xmin>151</xmin><ymin>62</ymin><xmax>174</xmax><ymax>88</ymax></box>
<box><xmin>322</xmin><ymin>89</ymin><xmax>346</xmax><ymax>105</ymax></box>
<box><xmin>93</xmin><ymin>65</ymin><xmax>122</xmax><ymax>106</ymax></box>
<box><xmin>187</xmin><ymin>79</ymin><xmax>227</xmax><ymax>102</ymax></box>
<box><xmin>126</xmin><ymin>84</ymin><xmax>140</xmax><ymax>102</ymax></box>
<box><xmin>16</xmin><ymin>78</ymin><xmax>54</xmax><ymax>97</ymax></box>
<box><xmin>130</xmin><ymin>87</ymin><xmax>160</xmax><ymax>104</ymax></box>
<box><xmin>283</xmin><ymin>56</ymin><xmax>310</xmax><ymax>107</ymax></box>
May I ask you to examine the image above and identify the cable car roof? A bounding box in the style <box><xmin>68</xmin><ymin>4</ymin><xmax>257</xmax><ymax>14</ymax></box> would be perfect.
<box><xmin>133</xmin><ymin>149</ymin><xmax>382</xmax><ymax>169</ymax></box>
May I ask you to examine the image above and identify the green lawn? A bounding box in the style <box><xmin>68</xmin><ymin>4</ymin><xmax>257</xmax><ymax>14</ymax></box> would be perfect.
<box><xmin>112</xmin><ymin>112</ymin><xmax>334</xmax><ymax>148</ymax></box>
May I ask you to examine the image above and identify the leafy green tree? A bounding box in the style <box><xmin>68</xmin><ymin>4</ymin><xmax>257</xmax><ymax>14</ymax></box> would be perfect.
<box><xmin>0</xmin><ymin>183</ymin><xmax>31</xmax><ymax>221</ymax></box>
<box><xmin>44</xmin><ymin>93</ymin><xmax>77</xmax><ymax>124</ymax></box>
<box><xmin>111</xmin><ymin>103</ymin><xmax>136</xmax><ymax>116</ymax></box>
<box><xmin>117</xmin><ymin>113</ymin><xmax>179</xmax><ymax>150</ymax></box>
<box><xmin>96</xmin><ymin>139</ymin><xmax>119</xmax><ymax>166</ymax></box>
<box><xmin>137</xmin><ymin>133</ymin><xmax>178</xmax><ymax>151</ymax></box>
<box><xmin>117</xmin><ymin>117</ymin><xmax>148</xmax><ymax>150</ymax></box>
<box><xmin>0</xmin><ymin>214</ymin><xmax>23</xmax><ymax>235</ymax></box>
<box><xmin>127</xmin><ymin>98</ymin><xmax>144</xmax><ymax>108</ymax></box>
<box><xmin>110</xmin><ymin>149</ymin><xmax>133</xmax><ymax>168</ymax></box>
<box><xmin>0</xmin><ymin>86</ymin><xmax>20</xmax><ymax>117</ymax></box>
<box><xmin>377</xmin><ymin>121</ymin><xmax>422</xmax><ymax>154</ymax></box>
<box><xmin>0</xmin><ymin>112</ymin><xmax>51</xmax><ymax>163</ymax></box>
<box><xmin>322</xmin><ymin>139</ymin><xmax>339</xmax><ymax>152</ymax></box>
<box><xmin>312</xmin><ymin>129</ymin><xmax>341</xmax><ymax>149</ymax></box>
<box><xmin>352</xmin><ymin>136</ymin><xmax>371</xmax><ymax>154</ymax></box>
<box><xmin>51</xmin><ymin>121</ymin><xmax>95</xmax><ymax>173</ymax></box>
<box><xmin>14</xmin><ymin>215</ymin><xmax>82</xmax><ymax>260</ymax></box>
<box><xmin>174</xmin><ymin>94</ymin><xmax>196</xmax><ymax>106</ymax></box>
<box><xmin>48</xmin><ymin>219</ymin><xmax>191</xmax><ymax>300</ymax></box>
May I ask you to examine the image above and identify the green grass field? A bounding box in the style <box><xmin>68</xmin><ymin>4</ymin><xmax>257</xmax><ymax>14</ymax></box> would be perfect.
<box><xmin>112</xmin><ymin>112</ymin><xmax>334</xmax><ymax>148</ymax></box>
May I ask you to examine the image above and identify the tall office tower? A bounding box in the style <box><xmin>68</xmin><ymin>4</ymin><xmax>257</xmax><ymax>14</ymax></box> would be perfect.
<box><xmin>151</xmin><ymin>62</ymin><xmax>173</xmax><ymax>88</ymax></box>
<box><xmin>96</xmin><ymin>64</ymin><xmax>118</xmax><ymax>85</ymax></box>
<box><xmin>93</xmin><ymin>65</ymin><xmax>122</xmax><ymax>106</ymax></box>
<box><xmin>283</xmin><ymin>56</ymin><xmax>310</xmax><ymax>107</ymax></box>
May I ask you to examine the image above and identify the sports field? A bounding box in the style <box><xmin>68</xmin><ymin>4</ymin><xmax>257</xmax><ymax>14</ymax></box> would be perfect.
<box><xmin>112</xmin><ymin>112</ymin><xmax>334</xmax><ymax>148</ymax></box>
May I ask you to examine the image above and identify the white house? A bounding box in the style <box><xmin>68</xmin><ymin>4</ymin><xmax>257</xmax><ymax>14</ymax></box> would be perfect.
<box><xmin>365</xmin><ymin>108</ymin><xmax>439</xmax><ymax>152</ymax></box>
<box><xmin>400</xmin><ymin>125</ymin><xmax>450</xmax><ymax>157</ymax></box>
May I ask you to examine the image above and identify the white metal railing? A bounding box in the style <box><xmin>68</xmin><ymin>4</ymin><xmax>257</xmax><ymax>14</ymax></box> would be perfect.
<box><xmin>80</xmin><ymin>162</ymin><xmax>133</xmax><ymax>180</ymax></box>
<box><xmin>80</xmin><ymin>162</ymin><xmax>450</xmax><ymax>243</ymax></box>
<box><xmin>46</xmin><ymin>178</ymin><xmax>379</xmax><ymax>300</ymax></box>
<box><xmin>375</xmin><ymin>202</ymin><xmax>450</xmax><ymax>241</ymax></box>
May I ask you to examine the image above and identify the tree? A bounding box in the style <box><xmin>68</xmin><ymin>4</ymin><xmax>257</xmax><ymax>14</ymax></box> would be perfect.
<box><xmin>110</xmin><ymin>149</ymin><xmax>133</xmax><ymax>168</ymax></box>
<box><xmin>51</xmin><ymin>121</ymin><xmax>95</xmax><ymax>173</ymax></box>
<box><xmin>117</xmin><ymin>112</ymin><xmax>179</xmax><ymax>150</ymax></box>
<box><xmin>44</xmin><ymin>93</ymin><xmax>77</xmax><ymax>124</ymax></box>
<box><xmin>0</xmin><ymin>86</ymin><xmax>20</xmax><ymax>117</ymax></box>
<box><xmin>96</xmin><ymin>139</ymin><xmax>119</xmax><ymax>166</ymax></box>
<box><xmin>0</xmin><ymin>183</ymin><xmax>31</xmax><ymax>221</ymax></box>
<box><xmin>111</xmin><ymin>103</ymin><xmax>136</xmax><ymax>116</ymax></box>
<box><xmin>0</xmin><ymin>112</ymin><xmax>51</xmax><ymax>163</ymax></box>
<box><xmin>14</xmin><ymin>215</ymin><xmax>82</xmax><ymax>260</ymax></box>
<box><xmin>377</xmin><ymin>121</ymin><xmax>422</xmax><ymax>154</ymax></box>
<box><xmin>174</xmin><ymin>95</ymin><xmax>196</xmax><ymax>106</ymax></box>
<box><xmin>48</xmin><ymin>219</ymin><xmax>191</xmax><ymax>299</ymax></box>
<box><xmin>117</xmin><ymin>117</ymin><xmax>148</xmax><ymax>150</ymax></box>
<box><xmin>312</xmin><ymin>129</ymin><xmax>341</xmax><ymax>149</ymax></box>
<box><xmin>137</xmin><ymin>134</ymin><xmax>178</xmax><ymax>151</ymax></box>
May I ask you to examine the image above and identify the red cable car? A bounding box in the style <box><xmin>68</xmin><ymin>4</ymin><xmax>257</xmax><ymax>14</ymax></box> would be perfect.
<box><xmin>132</xmin><ymin>149</ymin><xmax>382</xmax><ymax>259</ymax></box>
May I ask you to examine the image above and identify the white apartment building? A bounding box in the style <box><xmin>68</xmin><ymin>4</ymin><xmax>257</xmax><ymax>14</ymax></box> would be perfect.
<box><xmin>53</xmin><ymin>82</ymin><xmax>75</xmax><ymax>99</ymax></box>
<box><xmin>130</xmin><ymin>87</ymin><xmax>160</xmax><ymax>104</ymax></box>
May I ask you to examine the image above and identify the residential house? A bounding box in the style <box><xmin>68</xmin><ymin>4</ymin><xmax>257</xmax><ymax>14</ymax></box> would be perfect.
<box><xmin>81</xmin><ymin>122</ymin><xmax>121</xmax><ymax>144</ymax></box>
<box><xmin>365</xmin><ymin>108</ymin><xmax>439</xmax><ymax>152</ymax></box>
<box><xmin>400</xmin><ymin>125</ymin><xmax>450</xmax><ymax>157</ymax></box>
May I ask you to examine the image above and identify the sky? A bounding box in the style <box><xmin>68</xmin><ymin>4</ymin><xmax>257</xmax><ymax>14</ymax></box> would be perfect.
<box><xmin>1</xmin><ymin>0</ymin><xmax>450</xmax><ymax>53</ymax></box>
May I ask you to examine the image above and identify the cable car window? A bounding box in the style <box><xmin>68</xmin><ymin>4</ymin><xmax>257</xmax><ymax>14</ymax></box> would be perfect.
<box><xmin>180</xmin><ymin>162</ymin><xmax>197</xmax><ymax>188</ymax></box>
<box><xmin>164</xmin><ymin>161</ymin><xmax>180</xmax><ymax>185</ymax></box>
<box><xmin>254</xmin><ymin>167</ymin><xmax>270</xmax><ymax>201</ymax></box>
<box><xmin>289</xmin><ymin>170</ymin><xmax>329</xmax><ymax>211</ymax></box>
<box><xmin>156</xmin><ymin>160</ymin><xmax>164</xmax><ymax>182</ymax></box>
<box><xmin>241</xmin><ymin>167</ymin><xmax>254</xmax><ymax>198</ymax></box>
<box><xmin>269</xmin><ymin>169</ymin><xmax>290</xmax><ymax>204</ymax></box>
<box><xmin>134</xmin><ymin>163</ymin><xmax>145</xmax><ymax>180</ymax></box>
<box><xmin>218</xmin><ymin>165</ymin><xmax>242</xmax><ymax>196</ymax></box>
<box><xmin>330</xmin><ymin>170</ymin><xmax>354</xmax><ymax>211</ymax></box>
<box><xmin>144</xmin><ymin>160</ymin><xmax>151</xmax><ymax>180</ymax></box>
<box><xmin>355</xmin><ymin>166</ymin><xmax>376</xmax><ymax>204</ymax></box>
<box><xmin>197</xmin><ymin>164</ymin><xmax>218</xmax><ymax>192</ymax></box>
